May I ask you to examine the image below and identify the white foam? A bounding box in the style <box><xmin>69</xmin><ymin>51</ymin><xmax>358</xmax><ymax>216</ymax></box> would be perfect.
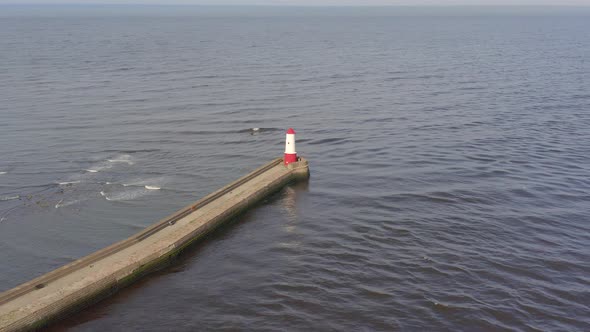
<box><xmin>83</xmin><ymin>160</ymin><xmax>113</xmax><ymax>174</ymax></box>
<box><xmin>102</xmin><ymin>188</ymin><xmax>147</xmax><ymax>201</ymax></box>
<box><xmin>59</xmin><ymin>199</ymin><xmax>82</xmax><ymax>208</ymax></box>
<box><xmin>58</xmin><ymin>181</ymin><xmax>80</xmax><ymax>185</ymax></box>
<box><xmin>116</xmin><ymin>177</ymin><xmax>167</xmax><ymax>194</ymax></box>
<box><xmin>108</xmin><ymin>159</ymin><xmax>134</xmax><ymax>165</ymax></box>
<box><xmin>1</xmin><ymin>195</ymin><xmax>19</xmax><ymax>201</ymax></box>
<box><xmin>107</xmin><ymin>154</ymin><xmax>134</xmax><ymax>165</ymax></box>
<box><xmin>0</xmin><ymin>172</ymin><xmax>6</xmax><ymax>175</ymax></box>
<box><xmin>252</xmin><ymin>128</ymin><xmax>260</xmax><ymax>131</ymax></box>
<box><xmin>99</xmin><ymin>191</ymin><xmax>113</xmax><ymax>201</ymax></box>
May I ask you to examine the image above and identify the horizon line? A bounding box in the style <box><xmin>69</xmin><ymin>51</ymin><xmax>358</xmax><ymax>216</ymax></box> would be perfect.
<box><xmin>2</xmin><ymin>3</ymin><xmax>590</xmax><ymax>6</ymax></box>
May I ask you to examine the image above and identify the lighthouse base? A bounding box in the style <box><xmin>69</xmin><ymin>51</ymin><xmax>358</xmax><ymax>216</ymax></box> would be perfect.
<box><xmin>284</xmin><ymin>153</ymin><xmax>298</xmax><ymax>165</ymax></box>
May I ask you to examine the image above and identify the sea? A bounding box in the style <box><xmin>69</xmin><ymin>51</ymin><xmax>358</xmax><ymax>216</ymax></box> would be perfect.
<box><xmin>1</xmin><ymin>5</ymin><xmax>589</xmax><ymax>331</ymax></box>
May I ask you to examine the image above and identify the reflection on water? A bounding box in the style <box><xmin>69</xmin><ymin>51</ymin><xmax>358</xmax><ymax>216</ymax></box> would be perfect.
<box><xmin>281</xmin><ymin>180</ymin><xmax>309</xmax><ymax>224</ymax></box>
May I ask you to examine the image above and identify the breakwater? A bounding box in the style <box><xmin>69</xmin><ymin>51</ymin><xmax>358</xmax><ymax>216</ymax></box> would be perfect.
<box><xmin>0</xmin><ymin>157</ymin><xmax>309</xmax><ymax>331</ymax></box>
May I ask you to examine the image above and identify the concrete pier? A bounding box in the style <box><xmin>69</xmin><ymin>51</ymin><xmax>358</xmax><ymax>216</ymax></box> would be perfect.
<box><xmin>0</xmin><ymin>157</ymin><xmax>309</xmax><ymax>331</ymax></box>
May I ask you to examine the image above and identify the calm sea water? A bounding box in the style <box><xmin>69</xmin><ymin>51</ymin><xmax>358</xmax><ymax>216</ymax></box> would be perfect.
<box><xmin>1</xmin><ymin>6</ymin><xmax>589</xmax><ymax>331</ymax></box>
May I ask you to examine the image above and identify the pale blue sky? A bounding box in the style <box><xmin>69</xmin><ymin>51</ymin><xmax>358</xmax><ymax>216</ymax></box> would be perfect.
<box><xmin>2</xmin><ymin>0</ymin><xmax>590</xmax><ymax>5</ymax></box>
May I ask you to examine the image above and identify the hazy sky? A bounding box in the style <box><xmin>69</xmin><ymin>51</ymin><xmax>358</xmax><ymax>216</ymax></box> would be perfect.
<box><xmin>3</xmin><ymin>0</ymin><xmax>590</xmax><ymax>5</ymax></box>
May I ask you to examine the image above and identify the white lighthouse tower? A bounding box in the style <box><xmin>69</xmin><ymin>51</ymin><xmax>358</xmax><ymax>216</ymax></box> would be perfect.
<box><xmin>284</xmin><ymin>128</ymin><xmax>298</xmax><ymax>165</ymax></box>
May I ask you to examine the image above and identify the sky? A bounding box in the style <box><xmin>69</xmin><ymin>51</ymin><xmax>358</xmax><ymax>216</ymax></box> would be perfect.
<box><xmin>2</xmin><ymin>0</ymin><xmax>590</xmax><ymax>5</ymax></box>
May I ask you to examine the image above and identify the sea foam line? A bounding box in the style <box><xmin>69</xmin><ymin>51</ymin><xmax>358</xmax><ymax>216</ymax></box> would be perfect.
<box><xmin>101</xmin><ymin>188</ymin><xmax>150</xmax><ymax>201</ymax></box>
<box><xmin>58</xmin><ymin>181</ymin><xmax>81</xmax><ymax>185</ymax></box>
<box><xmin>107</xmin><ymin>159</ymin><xmax>134</xmax><ymax>165</ymax></box>
<box><xmin>55</xmin><ymin>199</ymin><xmax>81</xmax><ymax>208</ymax></box>
<box><xmin>100</xmin><ymin>191</ymin><xmax>112</xmax><ymax>201</ymax></box>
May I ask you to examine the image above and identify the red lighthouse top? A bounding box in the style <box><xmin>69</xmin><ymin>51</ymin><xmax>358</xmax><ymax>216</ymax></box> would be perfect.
<box><xmin>286</xmin><ymin>128</ymin><xmax>296</xmax><ymax>134</ymax></box>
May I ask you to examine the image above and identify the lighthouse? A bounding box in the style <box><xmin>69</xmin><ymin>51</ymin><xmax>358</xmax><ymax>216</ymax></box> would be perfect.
<box><xmin>284</xmin><ymin>128</ymin><xmax>298</xmax><ymax>165</ymax></box>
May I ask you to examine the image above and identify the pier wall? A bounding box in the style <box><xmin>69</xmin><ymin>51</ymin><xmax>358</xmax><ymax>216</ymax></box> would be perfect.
<box><xmin>0</xmin><ymin>158</ymin><xmax>309</xmax><ymax>331</ymax></box>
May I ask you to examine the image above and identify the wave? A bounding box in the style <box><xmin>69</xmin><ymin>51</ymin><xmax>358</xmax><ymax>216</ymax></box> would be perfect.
<box><xmin>239</xmin><ymin>127</ymin><xmax>282</xmax><ymax>133</ymax></box>
<box><xmin>307</xmin><ymin>137</ymin><xmax>350</xmax><ymax>145</ymax></box>
<box><xmin>58</xmin><ymin>181</ymin><xmax>80</xmax><ymax>186</ymax></box>
<box><xmin>1</xmin><ymin>195</ymin><xmax>20</xmax><ymax>201</ymax></box>
<box><xmin>100</xmin><ymin>188</ymin><xmax>150</xmax><ymax>201</ymax></box>
<box><xmin>122</xmin><ymin>176</ymin><xmax>167</xmax><ymax>189</ymax></box>
<box><xmin>175</xmin><ymin>127</ymin><xmax>282</xmax><ymax>135</ymax></box>
<box><xmin>108</xmin><ymin>159</ymin><xmax>134</xmax><ymax>165</ymax></box>
<box><xmin>100</xmin><ymin>149</ymin><xmax>160</xmax><ymax>154</ymax></box>
<box><xmin>0</xmin><ymin>172</ymin><xmax>6</xmax><ymax>175</ymax></box>
<box><xmin>107</xmin><ymin>154</ymin><xmax>134</xmax><ymax>165</ymax></box>
<box><xmin>55</xmin><ymin>199</ymin><xmax>81</xmax><ymax>208</ymax></box>
<box><xmin>81</xmin><ymin>155</ymin><xmax>135</xmax><ymax>177</ymax></box>
<box><xmin>121</xmin><ymin>183</ymin><xmax>163</xmax><ymax>190</ymax></box>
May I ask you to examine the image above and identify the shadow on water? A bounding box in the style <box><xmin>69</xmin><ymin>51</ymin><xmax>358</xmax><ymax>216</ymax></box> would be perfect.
<box><xmin>44</xmin><ymin>180</ymin><xmax>310</xmax><ymax>331</ymax></box>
